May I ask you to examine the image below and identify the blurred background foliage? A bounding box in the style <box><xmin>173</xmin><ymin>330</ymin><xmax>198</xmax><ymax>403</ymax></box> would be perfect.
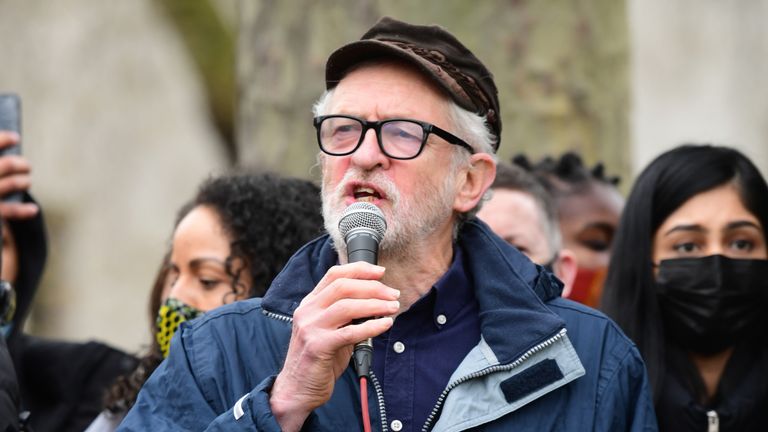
<box><xmin>156</xmin><ymin>0</ymin><xmax>238</xmax><ymax>163</ymax></box>
<box><xmin>164</xmin><ymin>0</ymin><xmax>630</xmax><ymax>184</ymax></box>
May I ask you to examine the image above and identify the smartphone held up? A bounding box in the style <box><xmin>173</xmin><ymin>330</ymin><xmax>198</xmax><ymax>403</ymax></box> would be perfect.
<box><xmin>0</xmin><ymin>93</ymin><xmax>24</xmax><ymax>202</ymax></box>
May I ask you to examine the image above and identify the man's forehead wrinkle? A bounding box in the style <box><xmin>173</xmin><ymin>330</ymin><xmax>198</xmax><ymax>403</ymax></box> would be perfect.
<box><xmin>329</xmin><ymin>66</ymin><xmax>453</xmax><ymax>126</ymax></box>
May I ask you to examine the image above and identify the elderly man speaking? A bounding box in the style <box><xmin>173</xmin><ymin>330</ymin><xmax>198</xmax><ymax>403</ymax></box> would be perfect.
<box><xmin>119</xmin><ymin>17</ymin><xmax>656</xmax><ymax>432</ymax></box>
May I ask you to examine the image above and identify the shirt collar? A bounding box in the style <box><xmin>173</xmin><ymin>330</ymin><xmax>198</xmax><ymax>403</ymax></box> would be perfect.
<box><xmin>431</xmin><ymin>245</ymin><xmax>472</xmax><ymax>329</ymax></box>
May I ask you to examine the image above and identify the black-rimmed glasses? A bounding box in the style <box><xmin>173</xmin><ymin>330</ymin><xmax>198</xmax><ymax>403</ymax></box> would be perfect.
<box><xmin>313</xmin><ymin>115</ymin><xmax>474</xmax><ymax>160</ymax></box>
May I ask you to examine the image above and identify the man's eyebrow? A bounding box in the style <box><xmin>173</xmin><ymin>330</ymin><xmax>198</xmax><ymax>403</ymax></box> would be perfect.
<box><xmin>663</xmin><ymin>224</ymin><xmax>705</xmax><ymax>236</ymax></box>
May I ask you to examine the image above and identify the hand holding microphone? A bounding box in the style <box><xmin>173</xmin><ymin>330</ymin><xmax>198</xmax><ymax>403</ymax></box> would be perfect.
<box><xmin>270</xmin><ymin>203</ymin><xmax>395</xmax><ymax>430</ymax></box>
<box><xmin>338</xmin><ymin>202</ymin><xmax>387</xmax><ymax>378</ymax></box>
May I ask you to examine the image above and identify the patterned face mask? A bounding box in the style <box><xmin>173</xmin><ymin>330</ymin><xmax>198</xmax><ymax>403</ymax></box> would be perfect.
<box><xmin>155</xmin><ymin>297</ymin><xmax>203</xmax><ymax>358</ymax></box>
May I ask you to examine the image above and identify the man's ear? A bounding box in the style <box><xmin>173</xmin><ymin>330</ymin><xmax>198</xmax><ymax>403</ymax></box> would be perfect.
<box><xmin>554</xmin><ymin>248</ymin><xmax>578</xmax><ymax>298</ymax></box>
<box><xmin>453</xmin><ymin>154</ymin><xmax>496</xmax><ymax>213</ymax></box>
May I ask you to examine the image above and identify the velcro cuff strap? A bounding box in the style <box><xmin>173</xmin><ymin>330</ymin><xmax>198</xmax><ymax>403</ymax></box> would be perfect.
<box><xmin>500</xmin><ymin>359</ymin><xmax>564</xmax><ymax>403</ymax></box>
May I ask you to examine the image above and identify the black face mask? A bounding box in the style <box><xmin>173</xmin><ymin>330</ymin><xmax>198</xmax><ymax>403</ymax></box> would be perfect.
<box><xmin>655</xmin><ymin>254</ymin><xmax>768</xmax><ymax>355</ymax></box>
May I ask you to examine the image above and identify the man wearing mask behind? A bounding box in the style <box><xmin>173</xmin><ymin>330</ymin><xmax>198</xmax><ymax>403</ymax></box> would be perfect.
<box><xmin>477</xmin><ymin>161</ymin><xmax>578</xmax><ymax>297</ymax></box>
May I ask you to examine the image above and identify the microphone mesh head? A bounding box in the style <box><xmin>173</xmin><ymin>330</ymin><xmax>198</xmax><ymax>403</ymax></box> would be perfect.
<box><xmin>338</xmin><ymin>202</ymin><xmax>387</xmax><ymax>242</ymax></box>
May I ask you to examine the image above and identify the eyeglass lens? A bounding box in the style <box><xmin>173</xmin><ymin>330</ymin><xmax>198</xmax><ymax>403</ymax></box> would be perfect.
<box><xmin>319</xmin><ymin>117</ymin><xmax>425</xmax><ymax>158</ymax></box>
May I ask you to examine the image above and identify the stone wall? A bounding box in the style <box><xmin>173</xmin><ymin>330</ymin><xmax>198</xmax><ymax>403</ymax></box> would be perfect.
<box><xmin>629</xmin><ymin>0</ymin><xmax>768</xmax><ymax>177</ymax></box>
<box><xmin>0</xmin><ymin>0</ymin><xmax>227</xmax><ymax>352</ymax></box>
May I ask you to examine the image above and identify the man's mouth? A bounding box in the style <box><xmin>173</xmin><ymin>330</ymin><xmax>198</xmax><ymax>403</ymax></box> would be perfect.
<box><xmin>352</xmin><ymin>186</ymin><xmax>382</xmax><ymax>202</ymax></box>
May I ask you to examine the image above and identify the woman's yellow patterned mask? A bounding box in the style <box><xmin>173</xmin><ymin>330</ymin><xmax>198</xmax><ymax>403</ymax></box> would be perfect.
<box><xmin>155</xmin><ymin>298</ymin><xmax>203</xmax><ymax>358</ymax></box>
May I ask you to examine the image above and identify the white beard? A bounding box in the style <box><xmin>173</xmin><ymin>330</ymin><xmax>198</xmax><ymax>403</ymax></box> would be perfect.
<box><xmin>322</xmin><ymin>167</ymin><xmax>457</xmax><ymax>261</ymax></box>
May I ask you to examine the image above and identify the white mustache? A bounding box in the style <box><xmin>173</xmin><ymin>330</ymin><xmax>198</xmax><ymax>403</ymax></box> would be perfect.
<box><xmin>334</xmin><ymin>168</ymin><xmax>400</xmax><ymax>206</ymax></box>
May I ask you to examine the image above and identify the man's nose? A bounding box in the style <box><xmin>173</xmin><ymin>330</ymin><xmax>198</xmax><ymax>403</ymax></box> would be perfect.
<box><xmin>350</xmin><ymin>129</ymin><xmax>390</xmax><ymax>170</ymax></box>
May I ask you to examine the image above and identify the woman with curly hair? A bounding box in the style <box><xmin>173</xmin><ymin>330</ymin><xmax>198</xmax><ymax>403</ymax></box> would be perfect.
<box><xmin>87</xmin><ymin>171</ymin><xmax>324</xmax><ymax>430</ymax></box>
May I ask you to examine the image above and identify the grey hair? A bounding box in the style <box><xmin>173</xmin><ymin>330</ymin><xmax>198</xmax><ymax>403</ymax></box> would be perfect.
<box><xmin>312</xmin><ymin>89</ymin><xmax>334</xmax><ymax>118</ymax></box>
<box><xmin>444</xmin><ymin>101</ymin><xmax>498</xmax><ymax>227</ymax></box>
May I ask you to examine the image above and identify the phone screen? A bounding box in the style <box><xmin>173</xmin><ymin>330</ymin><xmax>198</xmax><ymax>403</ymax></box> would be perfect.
<box><xmin>0</xmin><ymin>93</ymin><xmax>23</xmax><ymax>202</ymax></box>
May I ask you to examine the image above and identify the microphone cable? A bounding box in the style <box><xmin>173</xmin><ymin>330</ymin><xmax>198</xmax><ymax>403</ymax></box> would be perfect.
<box><xmin>354</xmin><ymin>339</ymin><xmax>373</xmax><ymax>431</ymax></box>
<box><xmin>360</xmin><ymin>376</ymin><xmax>372</xmax><ymax>432</ymax></box>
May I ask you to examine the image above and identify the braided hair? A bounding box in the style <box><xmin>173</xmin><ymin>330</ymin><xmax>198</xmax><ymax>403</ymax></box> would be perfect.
<box><xmin>512</xmin><ymin>152</ymin><xmax>620</xmax><ymax>197</ymax></box>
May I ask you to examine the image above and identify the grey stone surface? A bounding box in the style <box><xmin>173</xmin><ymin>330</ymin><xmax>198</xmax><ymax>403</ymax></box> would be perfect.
<box><xmin>0</xmin><ymin>0</ymin><xmax>227</xmax><ymax>352</ymax></box>
<box><xmin>629</xmin><ymin>0</ymin><xmax>768</xmax><ymax>177</ymax></box>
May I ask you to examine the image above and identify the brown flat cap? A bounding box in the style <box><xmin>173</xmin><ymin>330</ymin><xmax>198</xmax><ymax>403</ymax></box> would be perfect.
<box><xmin>325</xmin><ymin>16</ymin><xmax>501</xmax><ymax>151</ymax></box>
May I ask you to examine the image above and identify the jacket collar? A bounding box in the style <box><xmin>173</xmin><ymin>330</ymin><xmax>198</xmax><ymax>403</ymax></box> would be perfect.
<box><xmin>262</xmin><ymin>218</ymin><xmax>566</xmax><ymax>365</ymax></box>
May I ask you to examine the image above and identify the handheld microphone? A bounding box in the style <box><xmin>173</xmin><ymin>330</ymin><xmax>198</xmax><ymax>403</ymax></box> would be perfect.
<box><xmin>338</xmin><ymin>202</ymin><xmax>387</xmax><ymax>378</ymax></box>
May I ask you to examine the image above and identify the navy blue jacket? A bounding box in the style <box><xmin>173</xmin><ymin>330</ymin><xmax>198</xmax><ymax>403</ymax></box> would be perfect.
<box><xmin>119</xmin><ymin>220</ymin><xmax>657</xmax><ymax>431</ymax></box>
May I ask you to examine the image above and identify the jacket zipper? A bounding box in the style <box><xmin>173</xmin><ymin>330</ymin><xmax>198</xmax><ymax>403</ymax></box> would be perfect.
<box><xmin>421</xmin><ymin>328</ymin><xmax>568</xmax><ymax>432</ymax></box>
<box><xmin>262</xmin><ymin>309</ymin><xmax>293</xmax><ymax>323</ymax></box>
<box><xmin>369</xmin><ymin>372</ymin><xmax>389</xmax><ymax>431</ymax></box>
<box><xmin>706</xmin><ymin>410</ymin><xmax>718</xmax><ymax>432</ymax></box>
<box><xmin>262</xmin><ymin>309</ymin><xmax>390</xmax><ymax>431</ymax></box>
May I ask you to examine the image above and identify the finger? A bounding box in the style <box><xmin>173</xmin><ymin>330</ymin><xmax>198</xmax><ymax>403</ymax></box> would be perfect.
<box><xmin>0</xmin><ymin>156</ymin><xmax>31</xmax><ymax>177</ymax></box>
<box><xmin>0</xmin><ymin>174</ymin><xmax>31</xmax><ymax>197</ymax></box>
<box><xmin>325</xmin><ymin>277</ymin><xmax>399</xmax><ymax>300</ymax></box>
<box><xmin>335</xmin><ymin>317</ymin><xmax>394</xmax><ymax>347</ymax></box>
<box><xmin>293</xmin><ymin>284</ymin><xmax>399</xmax><ymax>333</ymax></box>
<box><xmin>304</xmin><ymin>278</ymin><xmax>399</xmax><ymax>313</ymax></box>
<box><xmin>0</xmin><ymin>132</ymin><xmax>19</xmax><ymax>148</ymax></box>
<box><xmin>298</xmin><ymin>317</ymin><xmax>395</xmax><ymax>356</ymax></box>
<box><xmin>325</xmin><ymin>297</ymin><xmax>400</xmax><ymax>324</ymax></box>
<box><xmin>0</xmin><ymin>202</ymin><xmax>39</xmax><ymax>220</ymax></box>
<box><xmin>311</xmin><ymin>262</ymin><xmax>385</xmax><ymax>296</ymax></box>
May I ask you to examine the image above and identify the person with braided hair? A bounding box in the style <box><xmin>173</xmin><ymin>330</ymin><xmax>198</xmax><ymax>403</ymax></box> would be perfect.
<box><xmin>513</xmin><ymin>152</ymin><xmax>625</xmax><ymax>308</ymax></box>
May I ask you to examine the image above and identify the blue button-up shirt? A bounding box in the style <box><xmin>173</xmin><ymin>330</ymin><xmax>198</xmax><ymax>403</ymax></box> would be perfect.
<box><xmin>372</xmin><ymin>246</ymin><xmax>480</xmax><ymax>432</ymax></box>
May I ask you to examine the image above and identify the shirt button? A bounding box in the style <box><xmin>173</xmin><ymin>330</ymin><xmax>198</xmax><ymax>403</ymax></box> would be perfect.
<box><xmin>436</xmin><ymin>314</ymin><xmax>447</xmax><ymax>325</ymax></box>
<box><xmin>391</xmin><ymin>419</ymin><xmax>403</xmax><ymax>431</ymax></box>
<box><xmin>393</xmin><ymin>341</ymin><xmax>405</xmax><ymax>353</ymax></box>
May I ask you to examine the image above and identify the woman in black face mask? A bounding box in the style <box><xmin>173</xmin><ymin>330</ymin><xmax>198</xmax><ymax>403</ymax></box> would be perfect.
<box><xmin>601</xmin><ymin>144</ymin><xmax>768</xmax><ymax>432</ymax></box>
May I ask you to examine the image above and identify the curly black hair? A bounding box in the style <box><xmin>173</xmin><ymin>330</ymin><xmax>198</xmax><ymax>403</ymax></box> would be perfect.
<box><xmin>194</xmin><ymin>172</ymin><xmax>324</xmax><ymax>298</ymax></box>
<box><xmin>103</xmin><ymin>172</ymin><xmax>324</xmax><ymax>415</ymax></box>
<box><xmin>512</xmin><ymin>152</ymin><xmax>620</xmax><ymax>196</ymax></box>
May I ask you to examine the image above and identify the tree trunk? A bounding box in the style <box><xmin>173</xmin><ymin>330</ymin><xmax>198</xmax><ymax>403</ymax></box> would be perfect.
<box><xmin>237</xmin><ymin>0</ymin><xmax>630</xmax><ymax>182</ymax></box>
